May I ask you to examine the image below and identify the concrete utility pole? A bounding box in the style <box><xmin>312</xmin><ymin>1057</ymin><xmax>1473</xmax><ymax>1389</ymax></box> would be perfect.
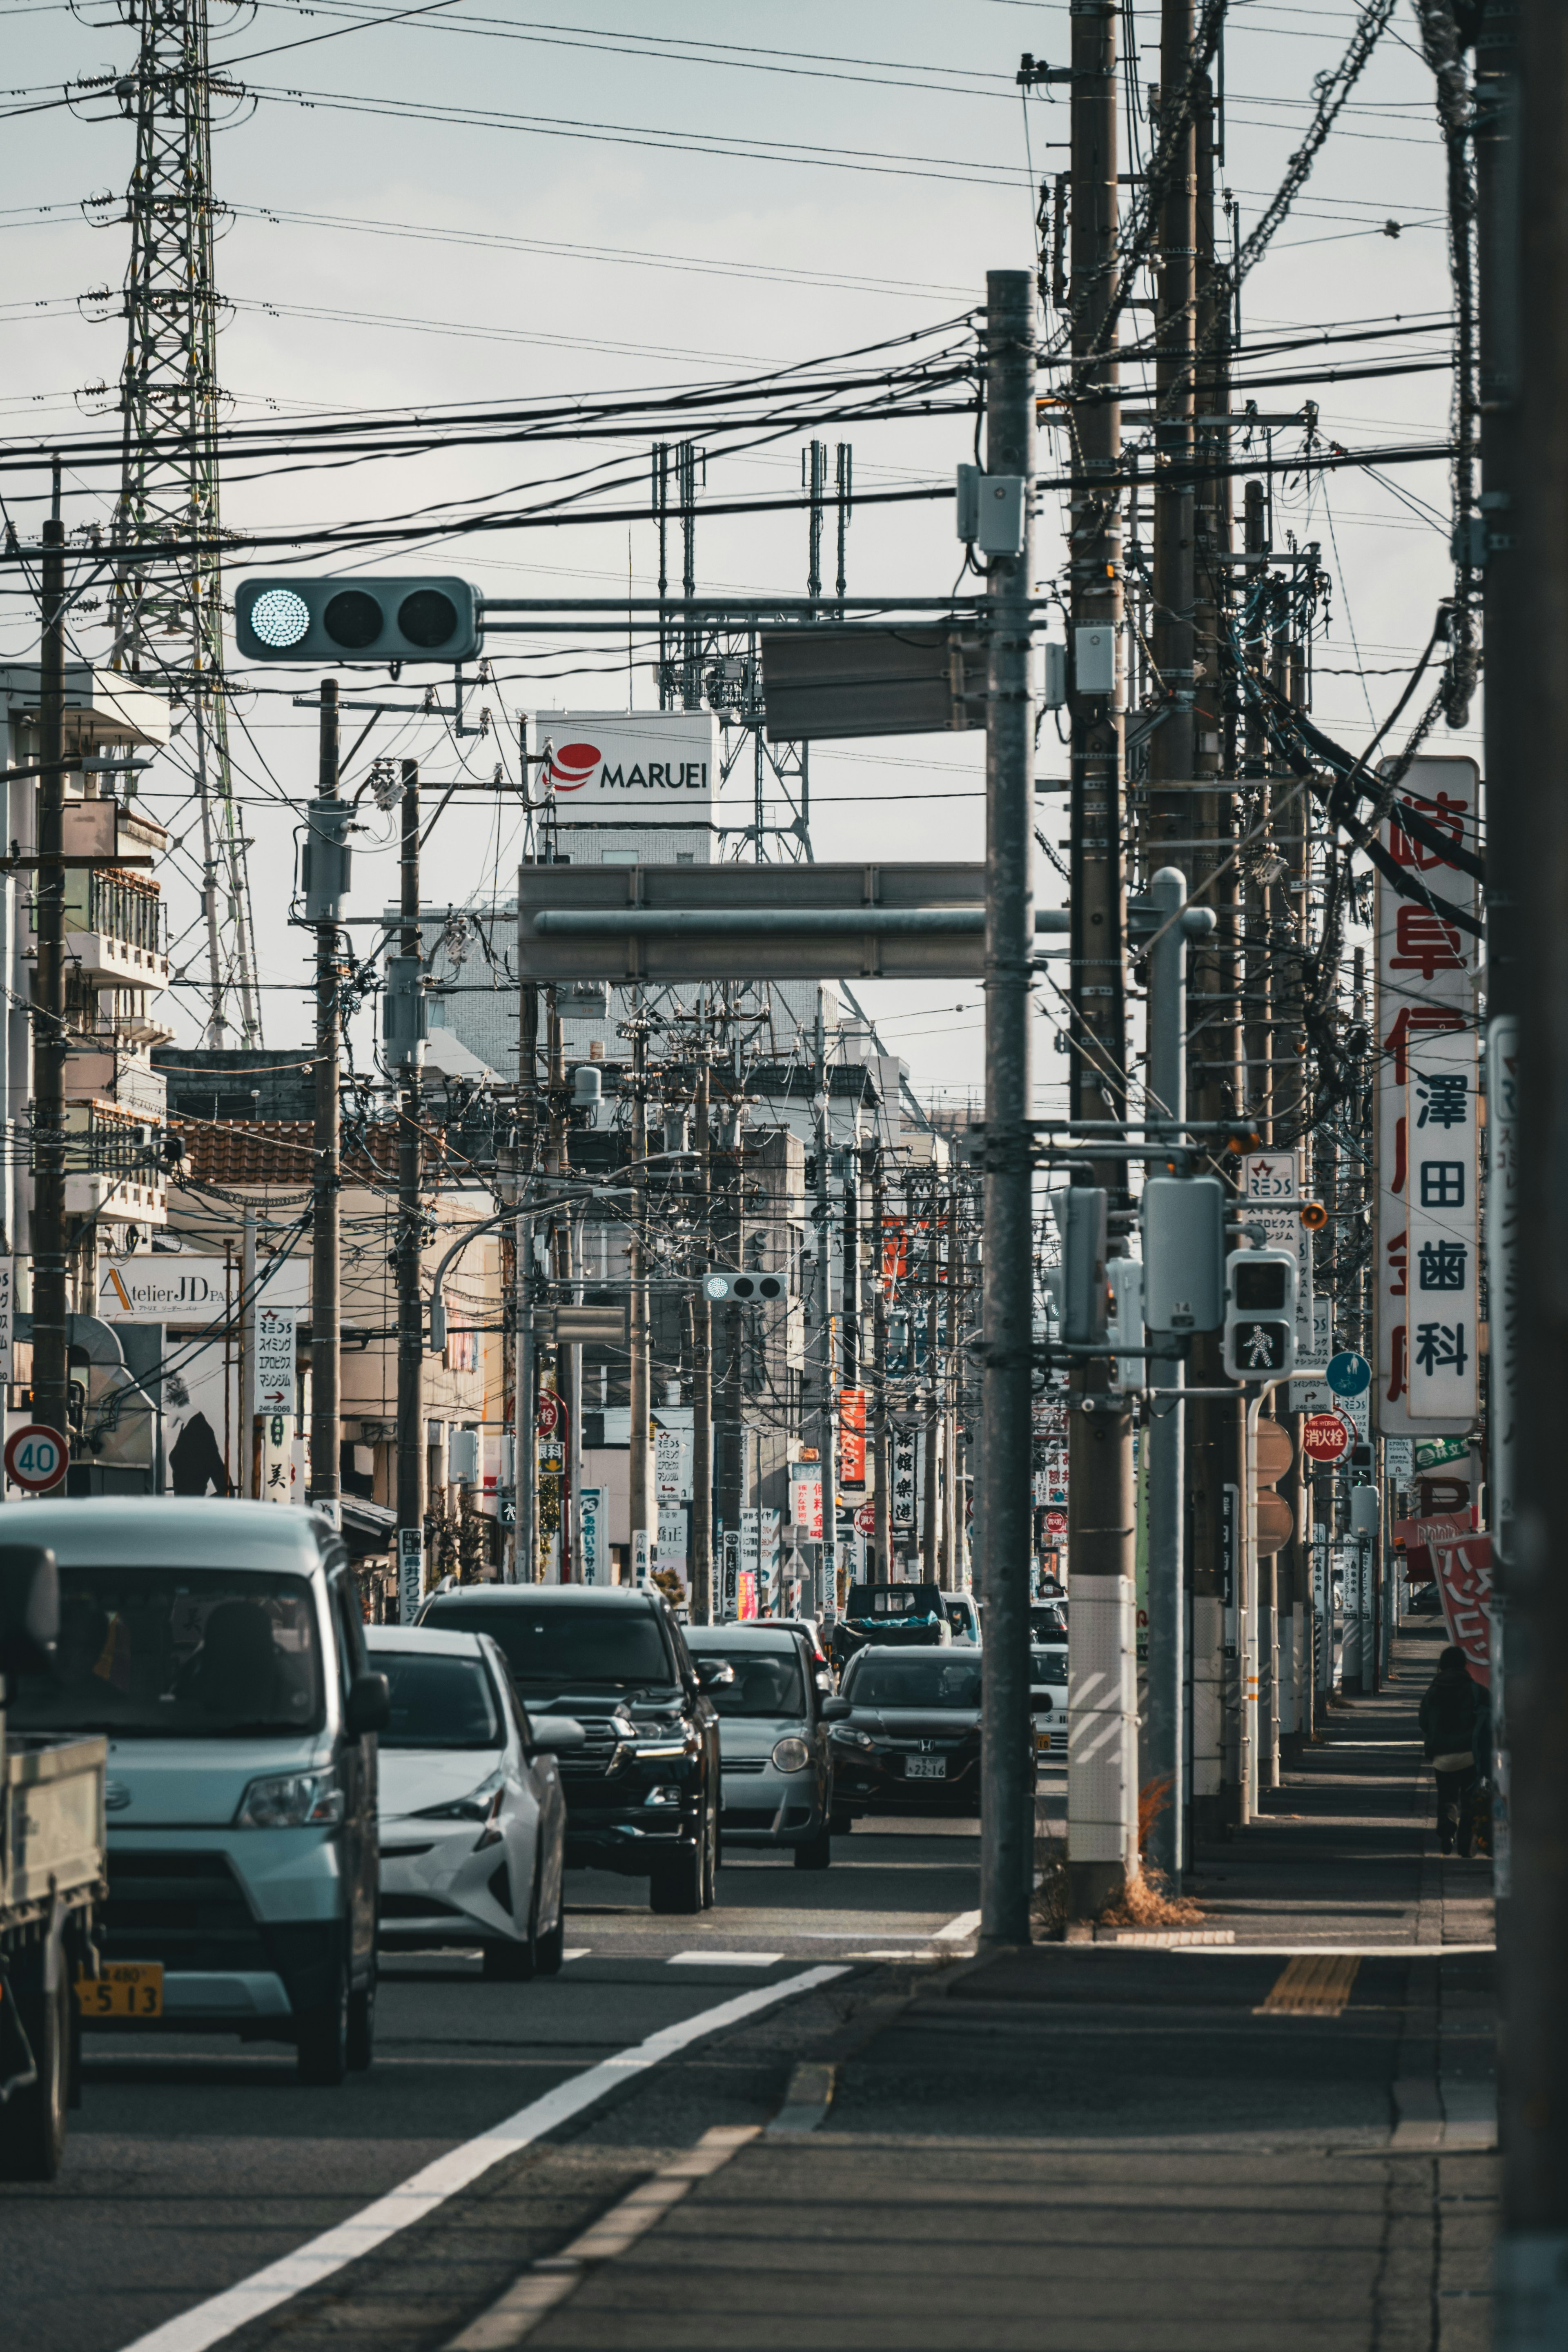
<box><xmin>628</xmin><ymin>1016</ymin><xmax>654</xmax><ymax>1582</ymax></box>
<box><xmin>309</xmin><ymin>680</ymin><xmax>341</xmax><ymax>1517</ymax></box>
<box><xmin>977</xmin><ymin>265</ymin><xmax>1037</xmax><ymax>1950</ymax></box>
<box><xmin>396</xmin><ymin>760</ymin><xmax>424</xmax><ymax>1588</ymax></box>
<box><xmin>813</xmin><ymin>996</ymin><xmax>837</xmax><ymax>1614</ymax></box>
<box><xmin>514</xmin><ymin>957</ymin><xmax>539</xmax><ymax>1583</ymax></box>
<box><xmin>239</xmin><ymin>1206</ymin><xmax>256</xmax><ymax>1497</ymax></box>
<box><xmin>922</xmin><ymin>1182</ymin><xmax>942</xmax><ymax>1583</ymax></box>
<box><xmin>1065</xmin><ymin>0</ymin><xmax>1138</xmax><ymax>1919</ymax></box>
<box><xmin>689</xmin><ymin>1047</ymin><xmax>714</xmax><ymax>1623</ymax></box>
<box><xmin>1490</xmin><ymin>3</ymin><xmax>1568</xmax><ymax>2341</ymax></box>
<box><xmin>31</xmin><ymin>467</ymin><xmax>69</xmax><ymax>1454</ymax></box>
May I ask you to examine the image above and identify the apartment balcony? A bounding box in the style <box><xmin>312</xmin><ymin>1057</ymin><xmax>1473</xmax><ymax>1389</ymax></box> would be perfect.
<box><xmin>61</xmin><ymin>1101</ymin><xmax>167</xmax><ymax>1226</ymax></box>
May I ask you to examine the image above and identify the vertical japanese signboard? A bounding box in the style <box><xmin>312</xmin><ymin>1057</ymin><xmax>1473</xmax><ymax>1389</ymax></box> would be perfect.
<box><xmin>892</xmin><ymin>1426</ymin><xmax>917</xmax><ymax>1529</ymax></box>
<box><xmin>0</xmin><ymin>1256</ymin><xmax>13</xmax><ymax>1385</ymax></box>
<box><xmin>579</xmin><ymin>1487</ymin><xmax>603</xmax><ymax>1585</ymax></box>
<box><xmin>253</xmin><ymin>1306</ymin><xmax>296</xmax><ymax>1416</ymax></box>
<box><xmin>788</xmin><ymin>1460</ymin><xmax>823</xmax><ymax>1540</ymax></box>
<box><xmin>837</xmin><ymin>1388</ymin><xmax>866</xmax><ymax>1492</ymax></box>
<box><xmin>1374</xmin><ymin>757</ymin><xmax>1481</xmax><ymax>1436</ymax></box>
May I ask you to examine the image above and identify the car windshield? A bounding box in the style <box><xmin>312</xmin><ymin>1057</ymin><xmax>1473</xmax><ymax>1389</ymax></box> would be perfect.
<box><xmin>688</xmin><ymin>1644</ymin><xmax>805</xmax><ymax>1718</ymax></box>
<box><xmin>370</xmin><ymin>1650</ymin><xmax>503</xmax><ymax>1749</ymax></box>
<box><xmin>7</xmin><ymin>1566</ymin><xmax>324</xmax><ymax>1738</ymax></box>
<box><xmin>844</xmin><ymin>1655</ymin><xmax>984</xmax><ymax>1710</ymax></box>
<box><xmin>422</xmin><ymin>1600</ymin><xmax>672</xmax><ymax>1688</ymax></box>
<box><xmin>1031</xmin><ymin>1608</ymin><xmax>1069</xmax><ymax>1641</ymax></box>
<box><xmin>1031</xmin><ymin>1649</ymin><xmax>1067</xmax><ymax>1688</ymax></box>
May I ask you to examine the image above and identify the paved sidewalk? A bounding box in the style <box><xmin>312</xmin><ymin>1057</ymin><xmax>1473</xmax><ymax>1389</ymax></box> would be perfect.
<box><xmin>492</xmin><ymin>1620</ymin><xmax>1495</xmax><ymax>2351</ymax></box>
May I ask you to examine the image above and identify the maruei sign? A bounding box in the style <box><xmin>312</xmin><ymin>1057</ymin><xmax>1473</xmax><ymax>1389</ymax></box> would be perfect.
<box><xmin>1373</xmin><ymin>755</ymin><xmax>1482</xmax><ymax>1437</ymax></box>
<box><xmin>532</xmin><ymin>711</ymin><xmax>717</xmax><ymax>825</ymax></box>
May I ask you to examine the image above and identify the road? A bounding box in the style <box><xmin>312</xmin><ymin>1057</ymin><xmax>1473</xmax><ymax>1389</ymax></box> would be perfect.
<box><xmin>0</xmin><ymin>1817</ymin><xmax>996</xmax><ymax>2352</ymax></box>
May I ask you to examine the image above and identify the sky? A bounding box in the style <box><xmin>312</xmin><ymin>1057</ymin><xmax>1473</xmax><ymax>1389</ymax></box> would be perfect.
<box><xmin>0</xmin><ymin>0</ymin><xmax>1467</xmax><ymax>1115</ymax></box>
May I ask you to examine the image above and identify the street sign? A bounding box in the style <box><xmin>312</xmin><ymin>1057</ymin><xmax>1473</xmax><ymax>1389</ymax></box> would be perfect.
<box><xmin>254</xmin><ymin>1306</ymin><xmax>296</xmax><ymax>1414</ymax></box>
<box><xmin>397</xmin><ymin>1528</ymin><xmax>423</xmax><ymax>1625</ymax></box>
<box><xmin>5</xmin><ymin>1423</ymin><xmax>68</xmax><ymax>1493</ymax></box>
<box><xmin>1302</xmin><ymin>1411</ymin><xmax>1354</xmax><ymax>1465</ymax></box>
<box><xmin>1327</xmin><ymin>1351</ymin><xmax>1371</xmax><ymax>1398</ymax></box>
<box><xmin>536</xmin><ymin>1391</ymin><xmax>563</xmax><ymax>1439</ymax></box>
<box><xmin>854</xmin><ymin>1503</ymin><xmax>876</xmax><ymax>1535</ymax></box>
<box><xmin>759</xmin><ymin>624</ymin><xmax>984</xmax><ymax>741</ymax></box>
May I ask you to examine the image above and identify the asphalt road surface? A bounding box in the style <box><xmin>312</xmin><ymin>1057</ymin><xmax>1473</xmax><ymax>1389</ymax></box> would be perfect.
<box><xmin>1</xmin><ymin>1818</ymin><xmax>992</xmax><ymax>2352</ymax></box>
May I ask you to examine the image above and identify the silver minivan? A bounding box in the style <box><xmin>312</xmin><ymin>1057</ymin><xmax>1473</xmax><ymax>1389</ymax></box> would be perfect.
<box><xmin>7</xmin><ymin>1499</ymin><xmax>389</xmax><ymax>2084</ymax></box>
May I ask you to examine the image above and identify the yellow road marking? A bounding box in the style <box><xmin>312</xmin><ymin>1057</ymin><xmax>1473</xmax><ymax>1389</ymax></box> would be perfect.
<box><xmin>1255</xmin><ymin>1953</ymin><xmax>1362</xmax><ymax>2016</ymax></box>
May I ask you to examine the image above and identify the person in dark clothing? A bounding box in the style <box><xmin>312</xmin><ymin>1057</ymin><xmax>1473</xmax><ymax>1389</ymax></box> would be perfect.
<box><xmin>1419</xmin><ymin>1644</ymin><xmax>1480</xmax><ymax>1857</ymax></box>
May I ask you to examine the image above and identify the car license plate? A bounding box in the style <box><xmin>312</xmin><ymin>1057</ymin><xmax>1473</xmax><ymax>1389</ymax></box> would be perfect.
<box><xmin>1035</xmin><ymin>1731</ymin><xmax>1052</xmax><ymax>1752</ymax></box>
<box><xmin>76</xmin><ymin>1962</ymin><xmax>164</xmax><ymax>2018</ymax></box>
<box><xmin>906</xmin><ymin>1756</ymin><xmax>947</xmax><ymax>1780</ymax></box>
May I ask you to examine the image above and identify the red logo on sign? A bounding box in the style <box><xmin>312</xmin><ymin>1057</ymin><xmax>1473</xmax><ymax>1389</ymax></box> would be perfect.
<box><xmin>854</xmin><ymin>1504</ymin><xmax>876</xmax><ymax>1535</ymax></box>
<box><xmin>1302</xmin><ymin>1410</ymin><xmax>1352</xmax><ymax>1465</ymax></box>
<box><xmin>546</xmin><ymin>741</ymin><xmax>599</xmax><ymax>793</ymax></box>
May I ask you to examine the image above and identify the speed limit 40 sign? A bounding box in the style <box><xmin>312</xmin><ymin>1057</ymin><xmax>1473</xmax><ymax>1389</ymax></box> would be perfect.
<box><xmin>5</xmin><ymin>1423</ymin><xmax>68</xmax><ymax>1492</ymax></box>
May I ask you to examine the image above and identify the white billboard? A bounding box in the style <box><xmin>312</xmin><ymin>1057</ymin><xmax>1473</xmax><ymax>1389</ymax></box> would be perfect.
<box><xmin>534</xmin><ymin>711</ymin><xmax>717</xmax><ymax>825</ymax></box>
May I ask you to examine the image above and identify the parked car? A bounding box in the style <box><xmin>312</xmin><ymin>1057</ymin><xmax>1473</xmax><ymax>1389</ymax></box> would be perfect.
<box><xmin>1030</xmin><ymin>1603</ymin><xmax>1069</xmax><ymax>1644</ymax></box>
<box><xmin>944</xmin><ymin>1596</ymin><xmax>981</xmax><ymax>1645</ymax></box>
<box><xmin>1030</xmin><ymin>1644</ymin><xmax>1069</xmax><ymax>1761</ymax></box>
<box><xmin>416</xmin><ymin>1586</ymin><xmax>723</xmax><ymax>1914</ymax></box>
<box><xmin>830</xmin><ymin>1582</ymin><xmax>952</xmax><ymax>1670</ymax></box>
<box><xmin>772</xmin><ymin>1615</ymin><xmax>831</xmax><ymax>1676</ymax></box>
<box><xmin>366</xmin><ymin>1625</ymin><xmax>581</xmax><ymax>1978</ymax></box>
<box><xmin>1408</xmin><ymin>1582</ymin><xmax>1444</xmax><ymax>1617</ymax></box>
<box><xmin>7</xmin><ymin>1499</ymin><xmax>389</xmax><ymax>2086</ymax></box>
<box><xmin>684</xmin><ymin>1623</ymin><xmax>849</xmax><ymax>1869</ymax></box>
<box><xmin>829</xmin><ymin>1645</ymin><xmax>1030</xmax><ymax>1824</ymax></box>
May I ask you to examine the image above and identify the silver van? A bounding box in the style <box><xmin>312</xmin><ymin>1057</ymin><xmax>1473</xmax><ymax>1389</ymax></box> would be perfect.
<box><xmin>7</xmin><ymin>1499</ymin><xmax>388</xmax><ymax>2084</ymax></box>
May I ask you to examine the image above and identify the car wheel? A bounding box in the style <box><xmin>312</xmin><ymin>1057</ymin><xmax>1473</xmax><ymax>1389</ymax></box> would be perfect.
<box><xmin>0</xmin><ymin>1951</ymin><xmax>69</xmax><ymax>2180</ymax></box>
<box><xmin>793</xmin><ymin>1826</ymin><xmax>833</xmax><ymax>1872</ymax></box>
<box><xmin>347</xmin><ymin>1967</ymin><xmax>376</xmax><ymax>2072</ymax></box>
<box><xmin>296</xmin><ymin>1958</ymin><xmax>350</xmax><ymax>2086</ymax></box>
<box><xmin>535</xmin><ymin>1893</ymin><xmax>566</xmax><ymax>1976</ymax></box>
<box><xmin>650</xmin><ymin>1843</ymin><xmax>703</xmax><ymax>1914</ymax></box>
<box><xmin>481</xmin><ymin>1936</ymin><xmax>535</xmax><ymax>1980</ymax></box>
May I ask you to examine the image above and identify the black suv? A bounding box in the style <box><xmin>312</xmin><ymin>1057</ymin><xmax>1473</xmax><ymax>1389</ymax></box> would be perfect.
<box><xmin>418</xmin><ymin>1586</ymin><xmax>723</xmax><ymax>1913</ymax></box>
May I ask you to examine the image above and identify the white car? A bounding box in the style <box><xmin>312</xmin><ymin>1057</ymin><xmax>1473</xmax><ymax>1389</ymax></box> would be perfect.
<box><xmin>1031</xmin><ymin>1643</ymin><xmax>1069</xmax><ymax>1760</ymax></box>
<box><xmin>368</xmin><ymin>1626</ymin><xmax>581</xmax><ymax>1980</ymax></box>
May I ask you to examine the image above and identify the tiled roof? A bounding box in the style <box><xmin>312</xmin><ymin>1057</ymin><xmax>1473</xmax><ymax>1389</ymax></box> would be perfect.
<box><xmin>172</xmin><ymin>1118</ymin><xmax>443</xmax><ymax>1189</ymax></box>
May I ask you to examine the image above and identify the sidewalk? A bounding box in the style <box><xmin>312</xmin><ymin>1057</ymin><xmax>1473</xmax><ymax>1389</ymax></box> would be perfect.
<box><xmin>490</xmin><ymin>1618</ymin><xmax>1496</xmax><ymax>2351</ymax></box>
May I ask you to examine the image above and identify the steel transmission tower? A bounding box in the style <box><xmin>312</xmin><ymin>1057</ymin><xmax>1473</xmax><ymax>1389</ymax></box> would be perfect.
<box><xmin>100</xmin><ymin>0</ymin><xmax>260</xmax><ymax>1042</ymax></box>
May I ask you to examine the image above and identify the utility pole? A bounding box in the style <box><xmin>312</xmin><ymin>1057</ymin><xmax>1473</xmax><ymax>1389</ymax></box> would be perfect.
<box><xmin>309</xmin><ymin>680</ymin><xmax>341</xmax><ymax>1519</ymax></box>
<box><xmin>239</xmin><ymin>1205</ymin><xmax>256</xmax><ymax>1498</ymax></box>
<box><xmin>628</xmin><ymin>1016</ymin><xmax>654</xmax><ymax>1582</ymax></box>
<box><xmin>1065</xmin><ymin>0</ymin><xmax>1137</xmax><ymax>1919</ymax></box>
<box><xmin>813</xmin><ymin>994</ymin><xmax>838</xmax><ymax>1616</ymax></box>
<box><xmin>1488</xmin><ymin>4</ymin><xmax>1568</xmax><ymax>2341</ymax></box>
<box><xmin>689</xmin><ymin>1045</ymin><xmax>714</xmax><ymax>1622</ymax></box>
<box><xmin>977</xmin><ymin>265</ymin><xmax>1037</xmax><ymax>1950</ymax></box>
<box><xmin>514</xmin><ymin>957</ymin><xmax>539</xmax><ymax>1584</ymax></box>
<box><xmin>31</xmin><ymin>464</ymin><xmax>69</xmax><ymax>1454</ymax></box>
<box><xmin>396</xmin><ymin>759</ymin><xmax>424</xmax><ymax>1594</ymax></box>
<box><xmin>922</xmin><ymin>1180</ymin><xmax>942</xmax><ymax>1584</ymax></box>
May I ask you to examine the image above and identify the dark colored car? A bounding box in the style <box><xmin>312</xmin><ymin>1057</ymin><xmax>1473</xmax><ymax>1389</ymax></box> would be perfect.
<box><xmin>417</xmin><ymin>1587</ymin><xmax>723</xmax><ymax>1914</ymax></box>
<box><xmin>828</xmin><ymin>1645</ymin><xmax>1032</xmax><ymax>1824</ymax></box>
<box><xmin>1030</xmin><ymin>1604</ymin><xmax>1069</xmax><ymax>1644</ymax></box>
<box><xmin>830</xmin><ymin>1583</ymin><xmax>953</xmax><ymax>1671</ymax></box>
<box><xmin>1408</xmin><ymin>1582</ymin><xmax>1443</xmax><ymax>1616</ymax></box>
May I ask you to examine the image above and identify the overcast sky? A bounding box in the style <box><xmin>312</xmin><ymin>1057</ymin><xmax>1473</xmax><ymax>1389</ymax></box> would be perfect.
<box><xmin>0</xmin><ymin>0</ymin><xmax>1465</xmax><ymax>1111</ymax></box>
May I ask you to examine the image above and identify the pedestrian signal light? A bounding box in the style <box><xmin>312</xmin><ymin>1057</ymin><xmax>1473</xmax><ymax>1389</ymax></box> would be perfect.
<box><xmin>236</xmin><ymin>576</ymin><xmax>481</xmax><ymax>664</ymax></box>
<box><xmin>1222</xmin><ymin>1248</ymin><xmax>1298</xmax><ymax>1381</ymax></box>
<box><xmin>703</xmin><ymin>1272</ymin><xmax>785</xmax><ymax>1303</ymax></box>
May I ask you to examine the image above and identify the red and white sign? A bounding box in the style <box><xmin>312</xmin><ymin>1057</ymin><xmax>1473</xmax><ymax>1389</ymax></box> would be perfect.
<box><xmin>533</xmin><ymin>711</ymin><xmax>717</xmax><ymax>824</ymax></box>
<box><xmin>1434</xmin><ymin>1532</ymin><xmax>1492</xmax><ymax>1686</ymax></box>
<box><xmin>1302</xmin><ymin>1410</ymin><xmax>1353</xmax><ymax>1465</ymax></box>
<box><xmin>1374</xmin><ymin>756</ymin><xmax>1481</xmax><ymax>1435</ymax></box>
<box><xmin>838</xmin><ymin>1388</ymin><xmax>866</xmax><ymax>1492</ymax></box>
<box><xmin>536</xmin><ymin>1390</ymin><xmax>562</xmax><ymax>1439</ymax></box>
<box><xmin>854</xmin><ymin>1503</ymin><xmax>876</xmax><ymax>1535</ymax></box>
<box><xmin>1045</xmin><ymin>1510</ymin><xmax>1068</xmax><ymax>1537</ymax></box>
<box><xmin>788</xmin><ymin>1461</ymin><xmax>823</xmax><ymax>1541</ymax></box>
<box><xmin>5</xmin><ymin>1423</ymin><xmax>68</xmax><ymax>1493</ymax></box>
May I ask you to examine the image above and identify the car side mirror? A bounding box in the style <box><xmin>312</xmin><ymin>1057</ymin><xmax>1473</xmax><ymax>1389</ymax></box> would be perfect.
<box><xmin>695</xmin><ymin>1659</ymin><xmax>735</xmax><ymax>1688</ymax></box>
<box><xmin>346</xmin><ymin>1670</ymin><xmax>390</xmax><ymax>1739</ymax></box>
<box><xmin>820</xmin><ymin>1695</ymin><xmax>851</xmax><ymax>1722</ymax></box>
<box><xmin>529</xmin><ymin>1715</ymin><xmax>587</xmax><ymax>1754</ymax></box>
<box><xmin>0</xmin><ymin>1543</ymin><xmax>58</xmax><ymax>1677</ymax></box>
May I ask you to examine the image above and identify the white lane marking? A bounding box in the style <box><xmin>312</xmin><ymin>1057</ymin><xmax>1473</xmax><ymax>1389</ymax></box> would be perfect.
<box><xmin>1171</xmin><ymin>1941</ymin><xmax>1496</xmax><ymax>1958</ymax></box>
<box><xmin>666</xmin><ymin>1951</ymin><xmax>784</xmax><ymax>1968</ymax></box>
<box><xmin>561</xmin><ymin>1949</ymin><xmax>592</xmax><ymax>1962</ymax></box>
<box><xmin>934</xmin><ymin>1909</ymin><xmax>981</xmax><ymax>1942</ymax></box>
<box><xmin>112</xmin><ymin>1964</ymin><xmax>848</xmax><ymax>2352</ymax></box>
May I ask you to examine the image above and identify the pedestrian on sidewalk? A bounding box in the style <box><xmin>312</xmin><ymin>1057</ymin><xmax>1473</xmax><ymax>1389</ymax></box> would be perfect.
<box><xmin>1419</xmin><ymin>1644</ymin><xmax>1480</xmax><ymax>1857</ymax></box>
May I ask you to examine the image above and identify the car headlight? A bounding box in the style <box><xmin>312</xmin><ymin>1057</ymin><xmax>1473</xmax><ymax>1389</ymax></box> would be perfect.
<box><xmin>234</xmin><ymin>1769</ymin><xmax>343</xmax><ymax>1829</ymax></box>
<box><xmin>412</xmin><ymin>1767</ymin><xmax>507</xmax><ymax>1846</ymax></box>
<box><xmin>629</xmin><ymin>1728</ymin><xmax>698</xmax><ymax>1762</ymax></box>
<box><xmin>830</xmin><ymin>1726</ymin><xmax>877</xmax><ymax>1752</ymax></box>
<box><xmin>771</xmin><ymin>1736</ymin><xmax>811</xmax><ymax>1774</ymax></box>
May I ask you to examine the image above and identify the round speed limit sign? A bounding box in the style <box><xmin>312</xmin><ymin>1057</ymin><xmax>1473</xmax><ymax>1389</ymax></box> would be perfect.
<box><xmin>5</xmin><ymin>1423</ymin><xmax>69</xmax><ymax>1492</ymax></box>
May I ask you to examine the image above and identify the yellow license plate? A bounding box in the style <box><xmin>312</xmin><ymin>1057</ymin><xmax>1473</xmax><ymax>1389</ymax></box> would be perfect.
<box><xmin>76</xmin><ymin>1962</ymin><xmax>164</xmax><ymax>2018</ymax></box>
<box><xmin>1035</xmin><ymin>1732</ymin><xmax>1053</xmax><ymax>1751</ymax></box>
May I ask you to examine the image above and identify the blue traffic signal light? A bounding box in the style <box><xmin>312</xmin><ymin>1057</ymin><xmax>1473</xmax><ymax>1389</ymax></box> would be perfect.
<box><xmin>235</xmin><ymin>576</ymin><xmax>481</xmax><ymax>664</ymax></box>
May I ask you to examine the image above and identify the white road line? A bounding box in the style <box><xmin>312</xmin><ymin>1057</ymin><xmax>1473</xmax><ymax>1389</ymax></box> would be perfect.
<box><xmin>561</xmin><ymin>1949</ymin><xmax>592</xmax><ymax>1962</ymax></box>
<box><xmin>934</xmin><ymin>1908</ymin><xmax>981</xmax><ymax>1942</ymax></box>
<box><xmin>666</xmin><ymin>1951</ymin><xmax>784</xmax><ymax>1967</ymax></box>
<box><xmin>112</xmin><ymin>1964</ymin><xmax>848</xmax><ymax>2352</ymax></box>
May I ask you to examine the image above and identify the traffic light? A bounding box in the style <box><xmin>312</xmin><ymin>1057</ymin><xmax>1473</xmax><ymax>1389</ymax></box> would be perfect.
<box><xmin>1050</xmin><ymin>1185</ymin><xmax>1109</xmax><ymax>1346</ymax></box>
<box><xmin>1140</xmin><ymin>1174</ymin><xmax>1225</xmax><ymax>1332</ymax></box>
<box><xmin>1223</xmin><ymin>1249</ymin><xmax>1298</xmax><ymax>1381</ymax></box>
<box><xmin>235</xmin><ymin>576</ymin><xmax>481</xmax><ymax>664</ymax></box>
<box><xmin>702</xmin><ymin>1272</ymin><xmax>785</xmax><ymax>1303</ymax></box>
